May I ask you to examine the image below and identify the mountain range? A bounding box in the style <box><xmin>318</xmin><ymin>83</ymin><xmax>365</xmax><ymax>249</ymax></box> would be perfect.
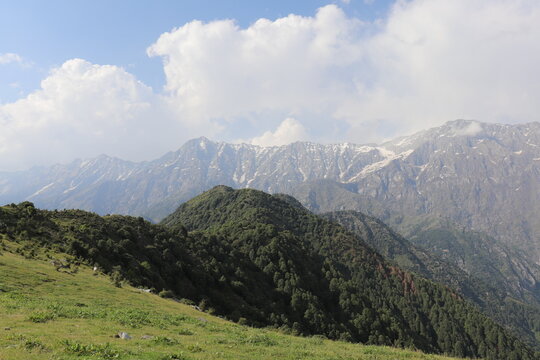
<box><xmin>2</xmin><ymin>119</ymin><xmax>539</xmax><ymax>261</ymax></box>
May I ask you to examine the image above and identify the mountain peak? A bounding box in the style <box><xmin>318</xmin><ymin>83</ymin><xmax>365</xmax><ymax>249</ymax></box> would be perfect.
<box><xmin>443</xmin><ymin>119</ymin><xmax>484</xmax><ymax>137</ymax></box>
<box><xmin>444</xmin><ymin>118</ymin><xmax>481</xmax><ymax>126</ymax></box>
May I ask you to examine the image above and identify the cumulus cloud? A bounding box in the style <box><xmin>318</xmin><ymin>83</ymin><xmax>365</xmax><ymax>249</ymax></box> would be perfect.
<box><xmin>148</xmin><ymin>1</ymin><xmax>540</xmax><ymax>142</ymax></box>
<box><xmin>248</xmin><ymin>118</ymin><xmax>308</xmax><ymax>146</ymax></box>
<box><xmin>0</xmin><ymin>59</ymin><xmax>218</xmax><ymax>170</ymax></box>
<box><xmin>147</xmin><ymin>5</ymin><xmax>365</xmax><ymax>131</ymax></box>
<box><xmin>344</xmin><ymin>0</ymin><xmax>540</xmax><ymax>137</ymax></box>
<box><xmin>2</xmin><ymin>1</ymin><xmax>540</xmax><ymax>170</ymax></box>
<box><xmin>0</xmin><ymin>53</ymin><xmax>23</xmax><ymax>65</ymax></box>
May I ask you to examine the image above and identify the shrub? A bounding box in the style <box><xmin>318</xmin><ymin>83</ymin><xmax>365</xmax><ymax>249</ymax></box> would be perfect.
<box><xmin>62</xmin><ymin>340</ymin><xmax>121</xmax><ymax>358</ymax></box>
<box><xmin>158</xmin><ymin>289</ymin><xmax>175</xmax><ymax>298</ymax></box>
<box><xmin>186</xmin><ymin>344</ymin><xmax>203</xmax><ymax>352</ymax></box>
<box><xmin>160</xmin><ymin>353</ymin><xmax>189</xmax><ymax>360</ymax></box>
<box><xmin>27</xmin><ymin>311</ymin><xmax>55</xmax><ymax>323</ymax></box>
<box><xmin>23</xmin><ymin>339</ymin><xmax>48</xmax><ymax>351</ymax></box>
<box><xmin>110</xmin><ymin>266</ymin><xmax>123</xmax><ymax>288</ymax></box>
<box><xmin>178</xmin><ymin>329</ymin><xmax>194</xmax><ymax>336</ymax></box>
<box><xmin>178</xmin><ymin>298</ymin><xmax>195</xmax><ymax>306</ymax></box>
<box><xmin>152</xmin><ymin>336</ymin><xmax>179</xmax><ymax>345</ymax></box>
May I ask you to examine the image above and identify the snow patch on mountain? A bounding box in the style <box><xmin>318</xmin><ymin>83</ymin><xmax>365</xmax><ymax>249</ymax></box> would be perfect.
<box><xmin>28</xmin><ymin>183</ymin><xmax>55</xmax><ymax>198</ymax></box>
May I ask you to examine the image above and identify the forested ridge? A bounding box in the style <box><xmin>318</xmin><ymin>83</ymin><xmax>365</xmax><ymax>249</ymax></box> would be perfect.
<box><xmin>163</xmin><ymin>186</ymin><xmax>535</xmax><ymax>359</ymax></box>
<box><xmin>323</xmin><ymin>210</ymin><xmax>540</xmax><ymax>350</ymax></box>
<box><xmin>0</xmin><ymin>188</ymin><xmax>536</xmax><ymax>359</ymax></box>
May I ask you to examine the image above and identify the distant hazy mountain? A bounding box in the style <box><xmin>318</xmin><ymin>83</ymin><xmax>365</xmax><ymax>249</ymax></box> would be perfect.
<box><xmin>2</xmin><ymin>119</ymin><xmax>540</xmax><ymax>264</ymax></box>
<box><xmin>289</xmin><ymin>178</ymin><xmax>540</xmax><ymax>298</ymax></box>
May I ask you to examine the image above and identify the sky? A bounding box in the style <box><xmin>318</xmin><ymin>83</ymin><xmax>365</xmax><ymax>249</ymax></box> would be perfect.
<box><xmin>1</xmin><ymin>0</ymin><xmax>540</xmax><ymax>171</ymax></box>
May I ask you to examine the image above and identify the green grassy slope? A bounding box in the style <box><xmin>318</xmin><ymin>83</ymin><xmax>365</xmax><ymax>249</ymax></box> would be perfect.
<box><xmin>0</xmin><ymin>244</ymin><xmax>460</xmax><ymax>360</ymax></box>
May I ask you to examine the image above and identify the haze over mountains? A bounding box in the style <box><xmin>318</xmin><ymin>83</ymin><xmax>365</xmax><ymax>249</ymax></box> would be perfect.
<box><xmin>2</xmin><ymin>120</ymin><xmax>539</xmax><ymax>259</ymax></box>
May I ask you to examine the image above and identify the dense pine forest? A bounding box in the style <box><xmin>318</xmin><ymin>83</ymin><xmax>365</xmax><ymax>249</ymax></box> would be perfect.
<box><xmin>0</xmin><ymin>189</ymin><xmax>536</xmax><ymax>359</ymax></box>
<box><xmin>323</xmin><ymin>210</ymin><xmax>540</xmax><ymax>349</ymax></box>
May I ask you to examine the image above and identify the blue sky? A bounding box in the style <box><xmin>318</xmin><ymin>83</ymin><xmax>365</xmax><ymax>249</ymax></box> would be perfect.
<box><xmin>1</xmin><ymin>0</ymin><xmax>539</xmax><ymax>171</ymax></box>
<box><xmin>0</xmin><ymin>0</ymin><xmax>392</xmax><ymax>103</ymax></box>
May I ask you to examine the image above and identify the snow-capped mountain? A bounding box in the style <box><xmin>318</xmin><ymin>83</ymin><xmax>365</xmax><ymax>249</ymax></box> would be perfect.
<box><xmin>0</xmin><ymin>134</ymin><xmax>417</xmax><ymax>219</ymax></box>
<box><xmin>2</xmin><ymin>119</ymin><xmax>540</xmax><ymax>262</ymax></box>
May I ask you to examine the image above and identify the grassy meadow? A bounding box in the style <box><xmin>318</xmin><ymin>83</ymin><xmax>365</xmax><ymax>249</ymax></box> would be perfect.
<box><xmin>0</xmin><ymin>241</ymin><xmax>463</xmax><ymax>360</ymax></box>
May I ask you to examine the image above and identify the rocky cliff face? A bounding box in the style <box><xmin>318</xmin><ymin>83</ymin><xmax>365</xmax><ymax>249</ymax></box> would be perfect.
<box><xmin>2</xmin><ymin>120</ymin><xmax>540</xmax><ymax>264</ymax></box>
<box><xmin>355</xmin><ymin>120</ymin><xmax>540</xmax><ymax>264</ymax></box>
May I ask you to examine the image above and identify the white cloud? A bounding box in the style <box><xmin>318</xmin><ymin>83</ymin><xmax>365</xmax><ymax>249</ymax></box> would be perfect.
<box><xmin>248</xmin><ymin>118</ymin><xmax>308</xmax><ymax>146</ymax></box>
<box><xmin>3</xmin><ymin>1</ymin><xmax>540</xmax><ymax>170</ymax></box>
<box><xmin>148</xmin><ymin>1</ymin><xmax>540</xmax><ymax>143</ymax></box>
<box><xmin>147</xmin><ymin>5</ymin><xmax>365</xmax><ymax>131</ymax></box>
<box><xmin>0</xmin><ymin>59</ymin><xmax>219</xmax><ymax>170</ymax></box>
<box><xmin>343</xmin><ymin>0</ymin><xmax>540</xmax><ymax>137</ymax></box>
<box><xmin>453</xmin><ymin>121</ymin><xmax>484</xmax><ymax>137</ymax></box>
<box><xmin>0</xmin><ymin>53</ymin><xmax>23</xmax><ymax>65</ymax></box>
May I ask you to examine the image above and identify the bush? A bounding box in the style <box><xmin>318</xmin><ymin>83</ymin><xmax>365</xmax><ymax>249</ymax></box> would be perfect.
<box><xmin>159</xmin><ymin>289</ymin><xmax>175</xmax><ymax>298</ymax></box>
<box><xmin>160</xmin><ymin>353</ymin><xmax>189</xmax><ymax>360</ymax></box>
<box><xmin>62</xmin><ymin>340</ymin><xmax>121</xmax><ymax>358</ymax></box>
<box><xmin>178</xmin><ymin>298</ymin><xmax>195</xmax><ymax>306</ymax></box>
<box><xmin>152</xmin><ymin>336</ymin><xmax>179</xmax><ymax>345</ymax></box>
<box><xmin>186</xmin><ymin>344</ymin><xmax>203</xmax><ymax>352</ymax></box>
<box><xmin>178</xmin><ymin>328</ymin><xmax>194</xmax><ymax>336</ymax></box>
<box><xmin>27</xmin><ymin>311</ymin><xmax>55</xmax><ymax>323</ymax></box>
<box><xmin>110</xmin><ymin>266</ymin><xmax>123</xmax><ymax>288</ymax></box>
<box><xmin>23</xmin><ymin>339</ymin><xmax>48</xmax><ymax>351</ymax></box>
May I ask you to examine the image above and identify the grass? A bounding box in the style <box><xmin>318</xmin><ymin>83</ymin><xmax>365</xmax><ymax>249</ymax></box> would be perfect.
<box><xmin>0</xmin><ymin>243</ymin><xmax>464</xmax><ymax>360</ymax></box>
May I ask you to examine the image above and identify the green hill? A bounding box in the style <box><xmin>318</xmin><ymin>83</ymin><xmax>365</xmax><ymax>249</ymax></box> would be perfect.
<box><xmin>161</xmin><ymin>186</ymin><xmax>535</xmax><ymax>359</ymax></box>
<box><xmin>0</xmin><ymin>193</ymin><xmax>536</xmax><ymax>359</ymax></box>
<box><xmin>0</xmin><ymin>242</ymin><xmax>461</xmax><ymax>360</ymax></box>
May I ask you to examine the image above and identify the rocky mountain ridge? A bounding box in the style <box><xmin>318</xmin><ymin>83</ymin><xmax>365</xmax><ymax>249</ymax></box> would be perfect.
<box><xmin>2</xmin><ymin>119</ymin><xmax>540</xmax><ymax>264</ymax></box>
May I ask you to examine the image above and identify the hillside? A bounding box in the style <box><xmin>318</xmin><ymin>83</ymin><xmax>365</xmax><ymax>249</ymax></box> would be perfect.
<box><xmin>0</xmin><ymin>243</ymin><xmax>463</xmax><ymax>360</ymax></box>
<box><xmin>322</xmin><ymin>210</ymin><xmax>540</xmax><ymax>349</ymax></box>
<box><xmin>161</xmin><ymin>186</ymin><xmax>535</xmax><ymax>359</ymax></box>
<box><xmin>290</xmin><ymin>180</ymin><xmax>540</xmax><ymax>304</ymax></box>
<box><xmin>2</xmin><ymin>120</ymin><xmax>540</xmax><ymax>294</ymax></box>
<box><xmin>0</xmin><ymin>196</ymin><xmax>536</xmax><ymax>359</ymax></box>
